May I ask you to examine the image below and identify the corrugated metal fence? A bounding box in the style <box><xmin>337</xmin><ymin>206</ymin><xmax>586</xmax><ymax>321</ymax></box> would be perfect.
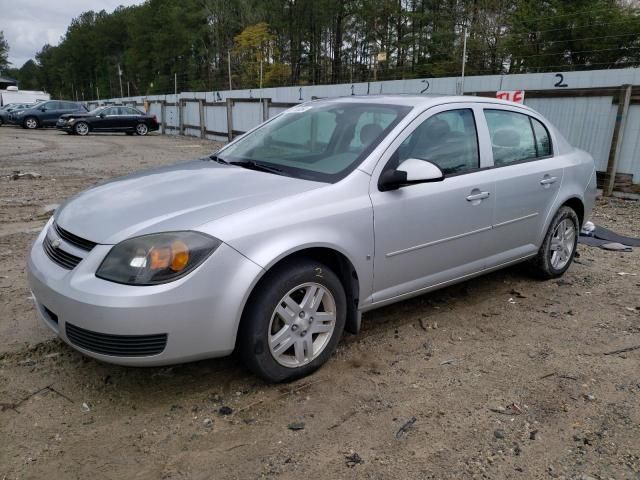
<box><xmin>88</xmin><ymin>68</ymin><xmax>640</xmax><ymax>189</ymax></box>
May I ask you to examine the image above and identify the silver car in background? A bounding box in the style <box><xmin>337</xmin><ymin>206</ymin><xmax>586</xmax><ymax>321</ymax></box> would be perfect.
<box><xmin>27</xmin><ymin>96</ymin><xmax>596</xmax><ymax>382</ymax></box>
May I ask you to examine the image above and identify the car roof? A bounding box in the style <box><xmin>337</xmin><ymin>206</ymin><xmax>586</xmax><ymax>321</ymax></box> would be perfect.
<box><xmin>316</xmin><ymin>94</ymin><xmax>535</xmax><ymax>112</ymax></box>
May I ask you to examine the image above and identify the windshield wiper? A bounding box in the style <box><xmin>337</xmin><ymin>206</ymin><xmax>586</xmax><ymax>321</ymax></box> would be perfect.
<box><xmin>208</xmin><ymin>153</ymin><xmax>229</xmax><ymax>165</ymax></box>
<box><xmin>230</xmin><ymin>160</ymin><xmax>284</xmax><ymax>175</ymax></box>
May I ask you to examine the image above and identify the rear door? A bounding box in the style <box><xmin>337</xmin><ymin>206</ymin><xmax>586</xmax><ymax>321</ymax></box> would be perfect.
<box><xmin>40</xmin><ymin>101</ymin><xmax>63</xmax><ymax>125</ymax></box>
<box><xmin>483</xmin><ymin>107</ymin><xmax>563</xmax><ymax>261</ymax></box>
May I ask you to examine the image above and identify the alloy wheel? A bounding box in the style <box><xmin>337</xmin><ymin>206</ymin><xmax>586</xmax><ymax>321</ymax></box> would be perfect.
<box><xmin>136</xmin><ymin>123</ymin><xmax>148</xmax><ymax>135</ymax></box>
<box><xmin>268</xmin><ymin>282</ymin><xmax>337</xmax><ymax>368</ymax></box>
<box><xmin>550</xmin><ymin>219</ymin><xmax>575</xmax><ymax>270</ymax></box>
<box><xmin>75</xmin><ymin>122</ymin><xmax>89</xmax><ymax>136</ymax></box>
<box><xmin>25</xmin><ymin>118</ymin><xmax>38</xmax><ymax>129</ymax></box>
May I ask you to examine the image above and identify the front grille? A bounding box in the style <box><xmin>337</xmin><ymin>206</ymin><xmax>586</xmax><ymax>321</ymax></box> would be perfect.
<box><xmin>54</xmin><ymin>223</ymin><xmax>97</xmax><ymax>251</ymax></box>
<box><xmin>65</xmin><ymin>323</ymin><xmax>168</xmax><ymax>357</ymax></box>
<box><xmin>43</xmin><ymin>236</ymin><xmax>82</xmax><ymax>269</ymax></box>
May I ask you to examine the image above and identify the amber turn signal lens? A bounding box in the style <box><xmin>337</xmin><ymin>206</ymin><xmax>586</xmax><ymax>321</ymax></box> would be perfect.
<box><xmin>170</xmin><ymin>240</ymin><xmax>190</xmax><ymax>272</ymax></box>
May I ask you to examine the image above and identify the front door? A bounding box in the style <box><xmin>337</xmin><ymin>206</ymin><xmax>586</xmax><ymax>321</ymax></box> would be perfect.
<box><xmin>370</xmin><ymin>105</ymin><xmax>496</xmax><ymax>303</ymax></box>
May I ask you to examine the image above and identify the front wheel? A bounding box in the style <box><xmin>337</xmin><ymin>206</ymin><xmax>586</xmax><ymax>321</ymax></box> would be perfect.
<box><xmin>532</xmin><ymin>206</ymin><xmax>579</xmax><ymax>279</ymax></box>
<box><xmin>239</xmin><ymin>260</ymin><xmax>347</xmax><ymax>382</ymax></box>
<box><xmin>74</xmin><ymin>121</ymin><xmax>90</xmax><ymax>136</ymax></box>
<box><xmin>135</xmin><ymin>123</ymin><xmax>148</xmax><ymax>136</ymax></box>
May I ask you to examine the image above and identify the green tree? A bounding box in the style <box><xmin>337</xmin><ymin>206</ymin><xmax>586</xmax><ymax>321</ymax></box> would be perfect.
<box><xmin>0</xmin><ymin>31</ymin><xmax>10</xmax><ymax>73</ymax></box>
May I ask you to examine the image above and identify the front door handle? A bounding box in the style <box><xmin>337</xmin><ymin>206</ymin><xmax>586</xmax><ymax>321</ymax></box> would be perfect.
<box><xmin>540</xmin><ymin>176</ymin><xmax>558</xmax><ymax>185</ymax></box>
<box><xmin>466</xmin><ymin>191</ymin><xmax>491</xmax><ymax>202</ymax></box>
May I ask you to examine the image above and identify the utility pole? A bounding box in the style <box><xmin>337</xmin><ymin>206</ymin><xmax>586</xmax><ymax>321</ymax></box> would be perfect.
<box><xmin>127</xmin><ymin>81</ymin><xmax>130</xmax><ymax>97</ymax></box>
<box><xmin>97</xmin><ymin>86</ymin><xmax>100</xmax><ymax>102</ymax></box>
<box><xmin>118</xmin><ymin>64</ymin><xmax>124</xmax><ymax>98</ymax></box>
<box><xmin>228</xmin><ymin>50</ymin><xmax>233</xmax><ymax>91</ymax></box>
<box><xmin>460</xmin><ymin>24</ymin><xmax>468</xmax><ymax>95</ymax></box>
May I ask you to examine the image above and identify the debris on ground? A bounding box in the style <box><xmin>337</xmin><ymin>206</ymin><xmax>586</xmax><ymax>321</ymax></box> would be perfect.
<box><xmin>218</xmin><ymin>406</ymin><xmax>233</xmax><ymax>416</ymax></box>
<box><xmin>8</xmin><ymin>171</ymin><xmax>42</xmax><ymax>180</ymax></box>
<box><xmin>287</xmin><ymin>422</ymin><xmax>305</xmax><ymax>431</ymax></box>
<box><xmin>345</xmin><ymin>451</ymin><xmax>363</xmax><ymax>467</ymax></box>
<box><xmin>395</xmin><ymin>417</ymin><xmax>417</xmax><ymax>439</ymax></box>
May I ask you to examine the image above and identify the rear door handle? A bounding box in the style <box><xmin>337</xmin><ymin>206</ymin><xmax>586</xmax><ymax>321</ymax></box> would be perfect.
<box><xmin>466</xmin><ymin>191</ymin><xmax>491</xmax><ymax>202</ymax></box>
<box><xmin>540</xmin><ymin>176</ymin><xmax>557</xmax><ymax>185</ymax></box>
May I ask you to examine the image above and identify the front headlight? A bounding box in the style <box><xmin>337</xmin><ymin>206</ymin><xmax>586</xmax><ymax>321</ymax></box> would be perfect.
<box><xmin>96</xmin><ymin>231</ymin><xmax>221</xmax><ymax>285</ymax></box>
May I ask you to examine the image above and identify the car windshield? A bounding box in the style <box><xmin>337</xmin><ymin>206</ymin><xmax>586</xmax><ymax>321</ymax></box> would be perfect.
<box><xmin>219</xmin><ymin>101</ymin><xmax>411</xmax><ymax>182</ymax></box>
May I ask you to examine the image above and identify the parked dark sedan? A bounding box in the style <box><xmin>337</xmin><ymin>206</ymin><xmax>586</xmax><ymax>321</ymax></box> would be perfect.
<box><xmin>56</xmin><ymin>105</ymin><xmax>159</xmax><ymax>136</ymax></box>
<box><xmin>9</xmin><ymin>100</ymin><xmax>88</xmax><ymax>128</ymax></box>
<box><xmin>0</xmin><ymin>102</ymin><xmax>36</xmax><ymax>125</ymax></box>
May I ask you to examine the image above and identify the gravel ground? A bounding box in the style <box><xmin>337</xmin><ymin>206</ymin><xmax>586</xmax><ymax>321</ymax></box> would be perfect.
<box><xmin>1</xmin><ymin>127</ymin><xmax>639</xmax><ymax>480</ymax></box>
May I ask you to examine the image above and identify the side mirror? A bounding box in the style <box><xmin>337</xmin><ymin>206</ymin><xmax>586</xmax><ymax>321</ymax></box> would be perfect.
<box><xmin>40</xmin><ymin>107</ymin><xmax>47</xmax><ymax>112</ymax></box>
<box><xmin>99</xmin><ymin>113</ymin><xmax>106</xmax><ymax>118</ymax></box>
<box><xmin>379</xmin><ymin>158</ymin><xmax>444</xmax><ymax>192</ymax></box>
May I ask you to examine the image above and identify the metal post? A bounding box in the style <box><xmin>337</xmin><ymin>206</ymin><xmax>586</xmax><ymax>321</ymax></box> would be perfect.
<box><xmin>178</xmin><ymin>99</ymin><xmax>184</xmax><ymax>136</ymax></box>
<box><xmin>262</xmin><ymin>98</ymin><xmax>269</xmax><ymax>122</ymax></box>
<box><xmin>605</xmin><ymin>84</ymin><xmax>633</xmax><ymax>196</ymax></box>
<box><xmin>228</xmin><ymin>50</ymin><xmax>233</xmax><ymax>91</ymax></box>
<box><xmin>118</xmin><ymin>64</ymin><xmax>124</xmax><ymax>98</ymax></box>
<box><xmin>226</xmin><ymin>98</ymin><xmax>233</xmax><ymax>141</ymax></box>
<box><xmin>127</xmin><ymin>81</ymin><xmax>130</xmax><ymax>97</ymax></box>
<box><xmin>198</xmin><ymin>99</ymin><xmax>205</xmax><ymax>139</ymax></box>
<box><xmin>174</xmin><ymin>73</ymin><xmax>177</xmax><ymax>96</ymax></box>
<box><xmin>160</xmin><ymin>101</ymin><xmax>166</xmax><ymax>134</ymax></box>
<box><xmin>460</xmin><ymin>25</ymin><xmax>468</xmax><ymax>95</ymax></box>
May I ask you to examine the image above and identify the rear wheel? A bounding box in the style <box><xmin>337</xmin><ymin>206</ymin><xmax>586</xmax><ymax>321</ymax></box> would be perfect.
<box><xmin>135</xmin><ymin>123</ymin><xmax>148</xmax><ymax>136</ymax></box>
<box><xmin>24</xmin><ymin>117</ymin><xmax>39</xmax><ymax>129</ymax></box>
<box><xmin>74</xmin><ymin>122</ymin><xmax>90</xmax><ymax>136</ymax></box>
<box><xmin>239</xmin><ymin>259</ymin><xmax>346</xmax><ymax>382</ymax></box>
<box><xmin>532</xmin><ymin>206</ymin><xmax>579</xmax><ymax>279</ymax></box>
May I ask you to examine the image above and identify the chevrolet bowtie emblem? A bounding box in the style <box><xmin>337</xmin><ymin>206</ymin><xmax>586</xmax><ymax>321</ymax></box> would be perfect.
<box><xmin>51</xmin><ymin>238</ymin><xmax>62</xmax><ymax>248</ymax></box>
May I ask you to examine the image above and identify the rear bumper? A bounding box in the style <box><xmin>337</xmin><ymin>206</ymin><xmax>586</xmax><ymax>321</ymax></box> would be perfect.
<box><xmin>27</xmin><ymin>220</ymin><xmax>263</xmax><ymax>366</ymax></box>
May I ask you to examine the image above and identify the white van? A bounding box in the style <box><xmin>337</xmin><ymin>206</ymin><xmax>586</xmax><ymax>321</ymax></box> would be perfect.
<box><xmin>0</xmin><ymin>86</ymin><xmax>50</xmax><ymax>106</ymax></box>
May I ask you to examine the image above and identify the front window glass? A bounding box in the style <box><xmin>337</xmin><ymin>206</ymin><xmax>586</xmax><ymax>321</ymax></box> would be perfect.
<box><xmin>393</xmin><ymin>108</ymin><xmax>480</xmax><ymax>175</ymax></box>
<box><xmin>220</xmin><ymin>102</ymin><xmax>411</xmax><ymax>182</ymax></box>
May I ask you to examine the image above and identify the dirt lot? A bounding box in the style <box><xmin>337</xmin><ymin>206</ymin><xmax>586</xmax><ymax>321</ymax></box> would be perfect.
<box><xmin>1</xmin><ymin>127</ymin><xmax>639</xmax><ymax>480</ymax></box>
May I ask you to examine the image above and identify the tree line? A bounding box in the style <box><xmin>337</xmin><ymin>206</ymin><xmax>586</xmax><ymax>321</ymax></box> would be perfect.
<box><xmin>2</xmin><ymin>0</ymin><xmax>639</xmax><ymax>100</ymax></box>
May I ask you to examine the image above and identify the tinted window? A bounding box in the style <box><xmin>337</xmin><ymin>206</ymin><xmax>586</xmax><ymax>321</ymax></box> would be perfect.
<box><xmin>104</xmin><ymin>107</ymin><xmax>119</xmax><ymax>115</ymax></box>
<box><xmin>531</xmin><ymin>117</ymin><xmax>552</xmax><ymax>157</ymax></box>
<box><xmin>125</xmin><ymin>107</ymin><xmax>141</xmax><ymax>115</ymax></box>
<box><xmin>394</xmin><ymin>108</ymin><xmax>480</xmax><ymax>175</ymax></box>
<box><xmin>46</xmin><ymin>101</ymin><xmax>62</xmax><ymax>110</ymax></box>
<box><xmin>484</xmin><ymin>110</ymin><xmax>537</xmax><ymax>166</ymax></box>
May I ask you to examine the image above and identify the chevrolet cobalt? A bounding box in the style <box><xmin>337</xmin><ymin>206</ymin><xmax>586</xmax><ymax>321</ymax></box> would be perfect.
<box><xmin>27</xmin><ymin>96</ymin><xmax>596</xmax><ymax>382</ymax></box>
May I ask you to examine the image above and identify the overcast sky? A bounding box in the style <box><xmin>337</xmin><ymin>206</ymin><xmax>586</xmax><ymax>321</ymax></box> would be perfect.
<box><xmin>0</xmin><ymin>0</ymin><xmax>145</xmax><ymax>68</ymax></box>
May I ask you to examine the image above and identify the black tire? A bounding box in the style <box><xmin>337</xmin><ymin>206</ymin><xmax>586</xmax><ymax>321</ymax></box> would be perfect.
<box><xmin>23</xmin><ymin>117</ymin><xmax>39</xmax><ymax>129</ymax></box>
<box><xmin>239</xmin><ymin>259</ymin><xmax>347</xmax><ymax>383</ymax></box>
<box><xmin>74</xmin><ymin>121</ymin><xmax>90</xmax><ymax>136</ymax></box>
<box><xmin>531</xmin><ymin>206</ymin><xmax>579</xmax><ymax>279</ymax></box>
<box><xmin>135</xmin><ymin>123</ymin><xmax>148</xmax><ymax>136</ymax></box>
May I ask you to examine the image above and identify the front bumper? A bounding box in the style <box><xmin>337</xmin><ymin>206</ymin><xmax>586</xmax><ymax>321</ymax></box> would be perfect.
<box><xmin>56</xmin><ymin>119</ymin><xmax>72</xmax><ymax>131</ymax></box>
<box><xmin>27</xmin><ymin>220</ymin><xmax>263</xmax><ymax>366</ymax></box>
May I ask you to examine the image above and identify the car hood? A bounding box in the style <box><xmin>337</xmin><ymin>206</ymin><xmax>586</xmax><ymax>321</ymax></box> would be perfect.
<box><xmin>55</xmin><ymin>159</ymin><xmax>324</xmax><ymax>244</ymax></box>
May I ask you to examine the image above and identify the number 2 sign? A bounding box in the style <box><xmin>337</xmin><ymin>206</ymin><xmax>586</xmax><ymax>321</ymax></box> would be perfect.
<box><xmin>496</xmin><ymin>90</ymin><xmax>525</xmax><ymax>103</ymax></box>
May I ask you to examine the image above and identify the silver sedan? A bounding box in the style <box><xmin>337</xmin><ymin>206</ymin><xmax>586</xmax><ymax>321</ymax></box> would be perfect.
<box><xmin>27</xmin><ymin>95</ymin><xmax>596</xmax><ymax>382</ymax></box>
